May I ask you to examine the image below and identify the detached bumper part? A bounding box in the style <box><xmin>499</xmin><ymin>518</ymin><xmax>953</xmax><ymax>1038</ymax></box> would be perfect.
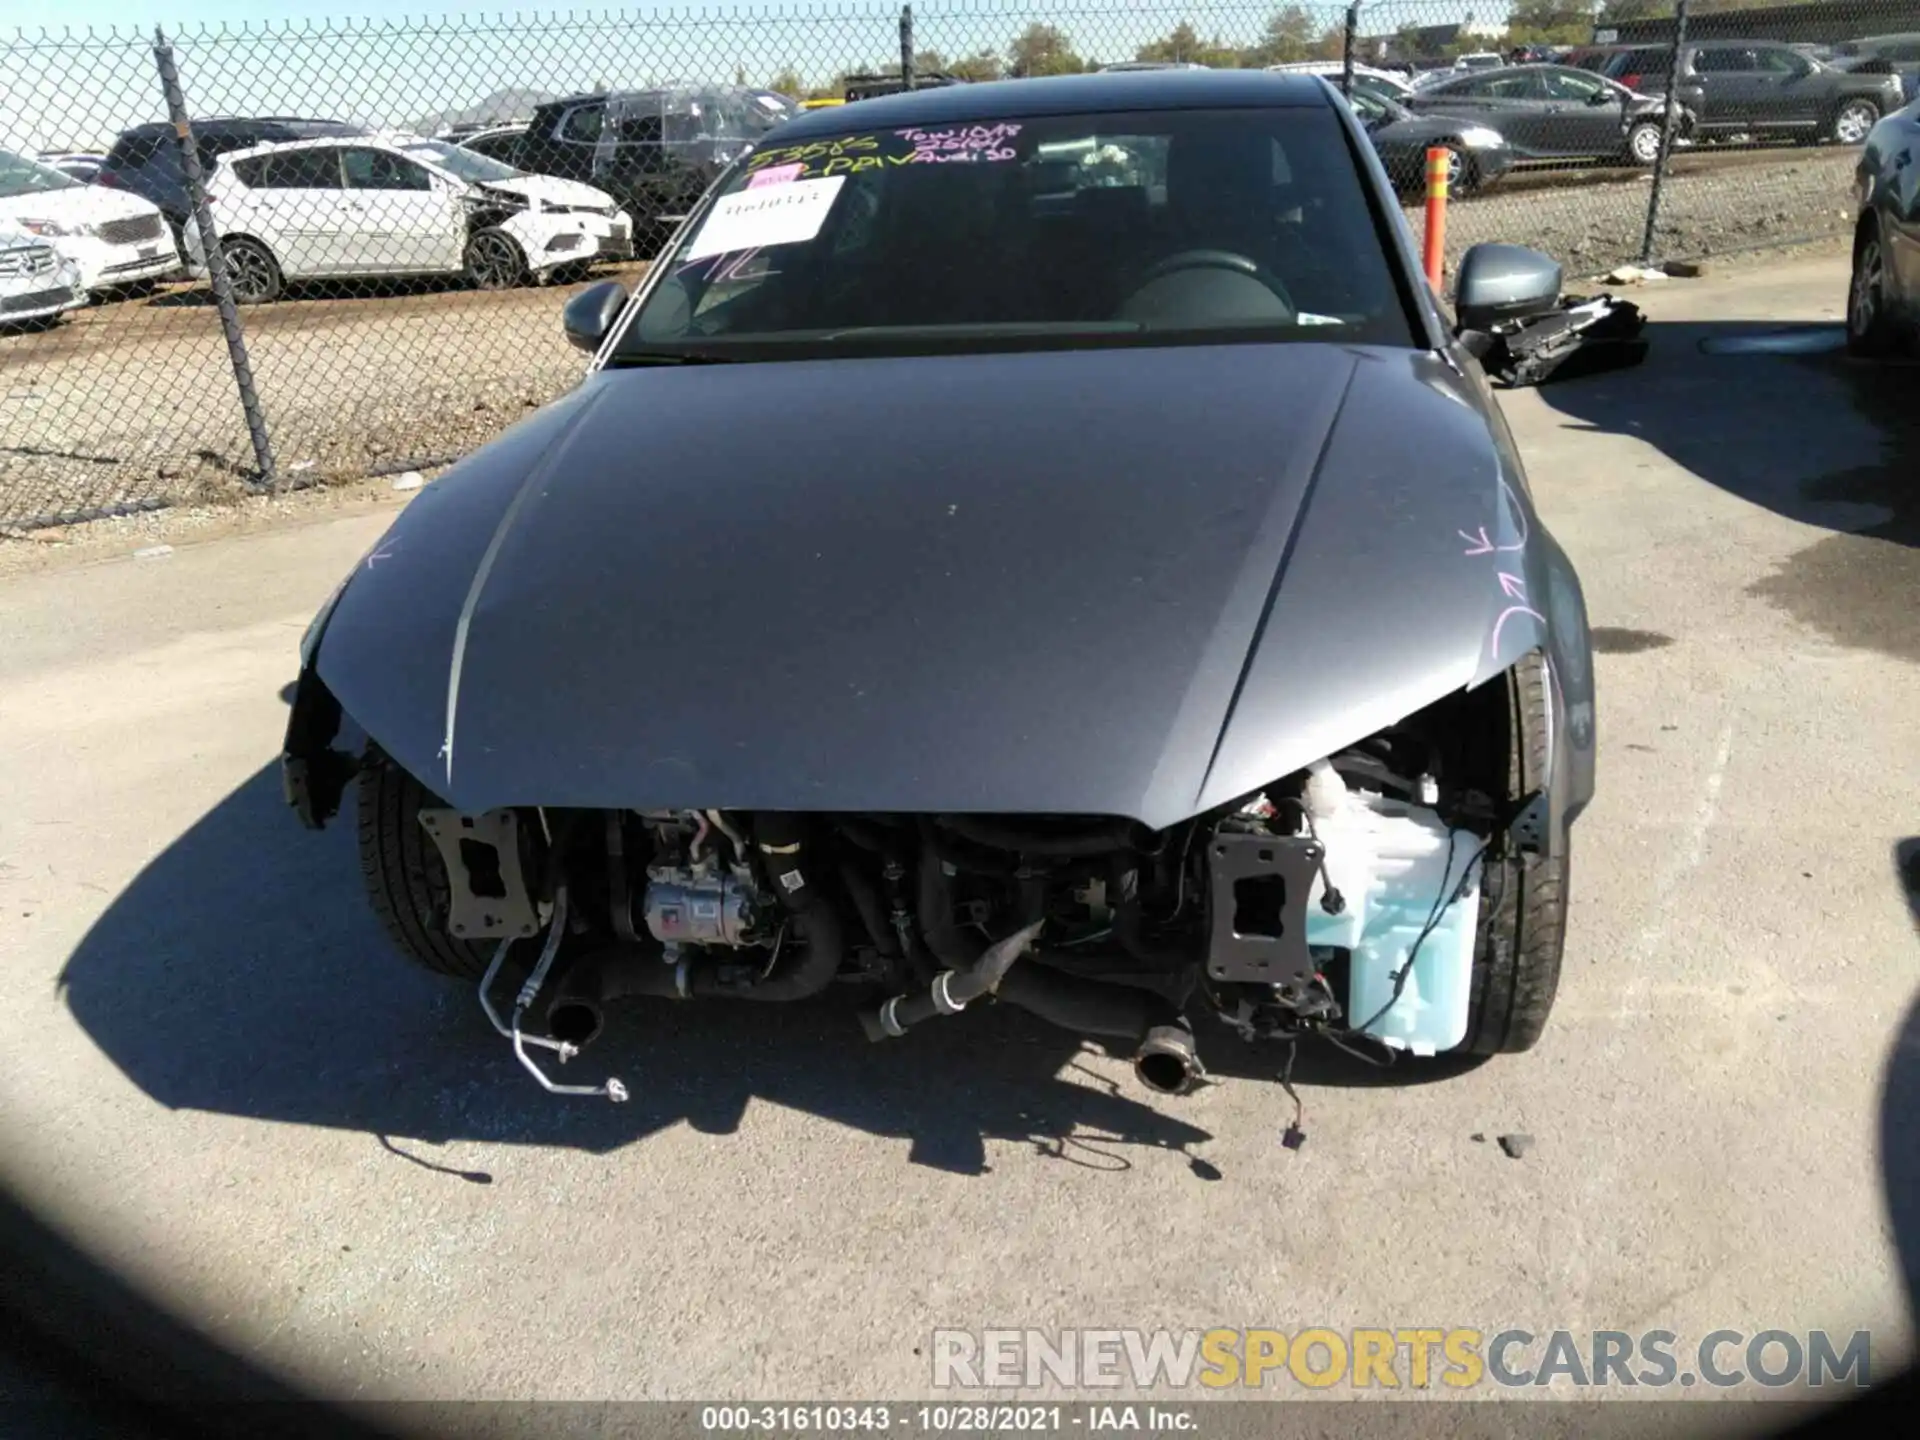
<box><xmin>1482</xmin><ymin>294</ymin><xmax>1648</xmax><ymax>388</ymax></box>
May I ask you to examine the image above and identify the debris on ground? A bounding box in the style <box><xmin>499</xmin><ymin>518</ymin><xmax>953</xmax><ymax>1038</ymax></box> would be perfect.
<box><xmin>131</xmin><ymin>544</ymin><xmax>173</xmax><ymax>560</ymax></box>
<box><xmin>1483</xmin><ymin>294</ymin><xmax>1649</xmax><ymax>388</ymax></box>
<box><xmin>390</xmin><ymin>471</ymin><xmax>426</xmax><ymax>492</ymax></box>
<box><xmin>1662</xmin><ymin>259</ymin><xmax>1707</xmax><ymax>278</ymax></box>
<box><xmin>1497</xmin><ymin>1133</ymin><xmax>1533</xmax><ymax>1159</ymax></box>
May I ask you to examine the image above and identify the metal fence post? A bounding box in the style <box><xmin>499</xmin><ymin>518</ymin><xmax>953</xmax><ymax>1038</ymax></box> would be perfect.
<box><xmin>1342</xmin><ymin>1</ymin><xmax>1361</xmax><ymax>97</ymax></box>
<box><xmin>900</xmin><ymin>5</ymin><xmax>914</xmax><ymax>87</ymax></box>
<box><xmin>1638</xmin><ymin>0</ymin><xmax>1691</xmax><ymax>267</ymax></box>
<box><xmin>151</xmin><ymin>27</ymin><xmax>277</xmax><ymax>490</ymax></box>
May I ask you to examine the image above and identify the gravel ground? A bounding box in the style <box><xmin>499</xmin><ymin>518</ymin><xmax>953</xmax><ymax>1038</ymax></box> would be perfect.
<box><xmin>0</xmin><ymin>146</ymin><xmax>1862</xmax><ymax>531</ymax></box>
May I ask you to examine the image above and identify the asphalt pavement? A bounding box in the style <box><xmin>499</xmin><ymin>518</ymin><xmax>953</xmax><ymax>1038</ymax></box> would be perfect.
<box><xmin>0</xmin><ymin>247</ymin><xmax>1914</xmax><ymax>1408</ymax></box>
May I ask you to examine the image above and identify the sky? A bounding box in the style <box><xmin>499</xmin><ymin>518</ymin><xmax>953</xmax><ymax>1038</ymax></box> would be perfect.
<box><xmin>2</xmin><ymin>0</ymin><xmax>1518</xmax><ymax>153</ymax></box>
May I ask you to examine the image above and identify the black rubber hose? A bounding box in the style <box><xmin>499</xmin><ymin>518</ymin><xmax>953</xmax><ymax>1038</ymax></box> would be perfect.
<box><xmin>544</xmin><ymin>898</ymin><xmax>848</xmax><ymax>1043</ymax></box>
<box><xmin>993</xmin><ymin>965</ymin><xmax>1180</xmax><ymax>1040</ymax></box>
<box><xmin>917</xmin><ymin>834</ymin><xmax>985</xmax><ymax>971</ymax></box>
<box><xmin>935</xmin><ymin>815</ymin><xmax>1140</xmax><ymax>858</ymax></box>
<box><xmin>701</xmin><ymin>903</ymin><xmax>842</xmax><ymax>1003</ymax></box>
<box><xmin>1110</xmin><ymin>855</ymin><xmax>1194</xmax><ymax>968</ymax></box>
<box><xmin>839</xmin><ymin>861</ymin><xmax>899</xmax><ymax>958</ymax></box>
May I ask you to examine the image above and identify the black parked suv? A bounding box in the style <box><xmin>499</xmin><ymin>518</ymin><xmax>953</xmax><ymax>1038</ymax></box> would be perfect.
<box><xmin>1586</xmin><ymin>39</ymin><xmax>1903</xmax><ymax>145</ymax></box>
<box><xmin>513</xmin><ymin>86</ymin><xmax>796</xmax><ymax>255</ymax></box>
<box><xmin>98</xmin><ymin>117</ymin><xmax>366</xmax><ymax>246</ymax></box>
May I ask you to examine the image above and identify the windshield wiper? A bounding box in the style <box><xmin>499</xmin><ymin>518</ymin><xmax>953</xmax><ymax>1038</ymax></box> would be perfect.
<box><xmin>603</xmin><ymin>349</ymin><xmax>741</xmax><ymax>367</ymax></box>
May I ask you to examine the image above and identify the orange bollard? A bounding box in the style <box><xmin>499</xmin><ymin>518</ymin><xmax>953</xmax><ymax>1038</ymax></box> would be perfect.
<box><xmin>1422</xmin><ymin>145</ymin><xmax>1449</xmax><ymax>296</ymax></box>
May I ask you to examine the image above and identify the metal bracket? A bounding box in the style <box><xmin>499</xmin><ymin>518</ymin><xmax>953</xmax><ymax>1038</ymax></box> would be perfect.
<box><xmin>417</xmin><ymin>808</ymin><xmax>540</xmax><ymax>941</ymax></box>
<box><xmin>1204</xmin><ymin>828</ymin><xmax>1324</xmax><ymax>987</ymax></box>
<box><xmin>1505</xmin><ymin>790</ymin><xmax>1549</xmax><ymax>856</ymax></box>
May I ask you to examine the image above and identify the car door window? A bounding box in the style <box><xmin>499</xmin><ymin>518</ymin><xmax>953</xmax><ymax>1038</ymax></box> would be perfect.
<box><xmin>260</xmin><ymin>148</ymin><xmax>343</xmax><ymax>189</ymax></box>
<box><xmin>559</xmin><ymin>105</ymin><xmax>603</xmax><ymax>143</ymax></box>
<box><xmin>1479</xmin><ymin>72</ymin><xmax>1546</xmax><ymax>99</ymax></box>
<box><xmin>1541</xmin><ymin>69</ymin><xmax>1609</xmax><ymax>102</ymax></box>
<box><xmin>229</xmin><ymin>156</ymin><xmax>268</xmax><ymax>187</ymax></box>
<box><xmin>342</xmin><ymin>149</ymin><xmax>431</xmax><ymax>191</ymax></box>
<box><xmin>1695</xmin><ymin>48</ymin><xmax>1757</xmax><ymax>74</ymax></box>
<box><xmin>1754</xmin><ymin>47</ymin><xmax>1809</xmax><ymax>76</ymax></box>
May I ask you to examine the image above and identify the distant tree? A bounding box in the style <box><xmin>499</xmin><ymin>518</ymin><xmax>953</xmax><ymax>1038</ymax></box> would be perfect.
<box><xmin>1505</xmin><ymin>0</ymin><xmax>1599</xmax><ymax>45</ymax></box>
<box><xmin>948</xmin><ymin>49</ymin><xmax>1005</xmax><ymax>81</ymax></box>
<box><xmin>1136</xmin><ymin>20</ymin><xmax>1244</xmax><ymax>68</ymax></box>
<box><xmin>1596</xmin><ymin>0</ymin><xmax>1660</xmax><ymax>20</ymax></box>
<box><xmin>1253</xmin><ymin>7</ymin><xmax>1320</xmax><ymax>65</ymax></box>
<box><xmin>1007</xmin><ymin>23</ymin><xmax>1085</xmax><ymax>77</ymax></box>
<box><xmin>765</xmin><ymin>65</ymin><xmax>804</xmax><ymax>96</ymax></box>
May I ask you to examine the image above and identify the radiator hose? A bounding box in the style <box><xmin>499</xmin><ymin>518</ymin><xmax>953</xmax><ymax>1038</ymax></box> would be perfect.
<box><xmin>858</xmin><ymin>921</ymin><xmax>1205</xmax><ymax>1096</ymax></box>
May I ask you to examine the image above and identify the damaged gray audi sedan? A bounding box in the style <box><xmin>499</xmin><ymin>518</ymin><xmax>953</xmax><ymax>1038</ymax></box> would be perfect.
<box><xmin>284</xmin><ymin>70</ymin><xmax>1596</xmax><ymax>1103</ymax></box>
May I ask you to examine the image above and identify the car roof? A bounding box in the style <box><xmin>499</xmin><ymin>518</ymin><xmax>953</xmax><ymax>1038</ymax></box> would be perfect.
<box><xmin>766</xmin><ymin>70</ymin><xmax>1330</xmax><ymax>141</ymax></box>
<box><xmin>216</xmin><ymin>135</ymin><xmax>393</xmax><ymax>166</ymax></box>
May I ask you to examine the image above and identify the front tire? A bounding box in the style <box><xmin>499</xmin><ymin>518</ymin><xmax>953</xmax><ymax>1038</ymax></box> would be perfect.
<box><xmin>220</xmin><ymin>237</ymin><xmax>281</xmax><ymax>304</ymax></box>
<box><xmin>357</xmin><ymin>756</ymin><xmax>495</xmax><ymax>979</ymax></box>
<box><xmin>1458</xmin><ymin>652</ymin><xmax>1568</xmax><ymax>1056</ymax></box>
<box><xmin>1625</xmin><ymin>120</ymin><xmax>1665</xmax><ymax>167</ymax></box>
<box><xmin>1830</xmin><ymin>99</ymin><xmax>1880</xmax><ymax>145</ymax></box>
<box><xmin>1847</xmin><ymin>218</ymin><xmax>1902</xmax><ymax>358</ymax></box>
<box><xmin>464</xmin><ymin>228</ymin><xmax>527</xmax><ymax>290</ymax></box>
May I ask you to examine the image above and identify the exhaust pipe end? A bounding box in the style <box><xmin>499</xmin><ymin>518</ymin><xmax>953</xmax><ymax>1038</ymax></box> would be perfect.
<box><xmin>1134</xmin><ymin>1023</ymin><xmax>1204</xmax><ymax>1096</ymax></box>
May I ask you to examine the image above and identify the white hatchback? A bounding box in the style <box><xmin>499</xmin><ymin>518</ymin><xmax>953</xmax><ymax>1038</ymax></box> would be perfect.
<box><xmin>184</xmin><ymin>136</ymin><xmax>632</xmax><ymax>303</ymax></box>
<box><xmin>0</xmin><ymin>148</ymin><xmax>179</xmax><ymax>294</ymax></box>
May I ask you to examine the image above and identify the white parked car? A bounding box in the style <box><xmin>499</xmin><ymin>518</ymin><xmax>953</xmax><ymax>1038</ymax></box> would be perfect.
<box><xmin>0</xmin><ymin>148</ymin><xmax>179</xmax><ymax>294</ymax></box>
<box><xmin>1265</xmin><ymin>61</ymin><xmax>1418</xmax><ymax>103</ymax></box>
<box><xmin>183</xmin><ymin>135</ymin><xmax>632</xmax><ymax>303</ymax></box>
<box><xmin>0</xmin><ymin>222</ymin><xmax>87</xmax><ymax>328</ymax></box>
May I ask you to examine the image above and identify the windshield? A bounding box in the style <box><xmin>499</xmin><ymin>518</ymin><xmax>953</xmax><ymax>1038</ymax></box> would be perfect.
<box><xmin>0</xmin><ymin>147</ymin><xmax>80</xmax><ymax>197</ymax></box>
<box><xmin>403</xmin><ymin>139</ymin><xmax>521</xmax><ymax>183</ymax></box>
<box><xmin>618</xmin><ymin>106</ymin><xmax>1414</xmax><ymax>361</ymax></box>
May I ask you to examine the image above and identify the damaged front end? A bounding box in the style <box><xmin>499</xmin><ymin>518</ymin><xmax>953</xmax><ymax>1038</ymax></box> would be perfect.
<box><xmin>284</xmin><ymin>655</ymin><xmax>1556</xmax><ymax>1104</ymax></box>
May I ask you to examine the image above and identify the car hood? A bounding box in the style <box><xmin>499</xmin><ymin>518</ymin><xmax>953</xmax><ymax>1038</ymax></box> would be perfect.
<box><xmin>0</xmin><ymin>184</ymin><xmax>160</xmax><ymax>225</ymax></box>
<box><xmin>316</xmin><ymin>343</ymin><xmax>1539</xmax><ymax>828</ymax></box>
<box><xmin>478</xmin><ymin>174</ymin><xmax>614</xmax><ymax>210</ymax></box>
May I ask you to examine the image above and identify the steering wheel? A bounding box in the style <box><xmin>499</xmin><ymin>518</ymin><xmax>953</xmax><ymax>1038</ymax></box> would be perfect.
<box><xmin>1128</xmin><ymin>248</ymin><xmax>1297</xmax><ymax>317</ymax></box>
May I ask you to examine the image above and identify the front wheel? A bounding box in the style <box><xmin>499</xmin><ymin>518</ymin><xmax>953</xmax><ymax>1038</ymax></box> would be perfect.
<box><xmin>1458</xmin><ymin>653</ymin><xmax>1568</xmax><ymax>1056</ymax></box>
<box><xmin>1625</xmin><ymin>120</ymin><xmax>1666</xmax><ymax>167</ymax></box>
<box><xmin>1436</xmin><ymin>144</ymin><xmax>1478</xmax><ymax>198</ymax></box>
<box><xmin>220</xmin><ymin>237</ymin><xmax>282</xmax><ymax>304</ymax></box>
<box><xmin>357</xmin><ymin>756</ymin><xmax>496</xmax><ymax>979</ymax></box>
<box><xmin>1847</xmin><ymin>220</ymin><xmax>1903</xmax><ymax>359</ymax></box>
<box><xmin>463</xmin><ymin>228</ymin><xmax>527</xmax><ymax>290</ymax></box>
<box><xmin>1830</xmin><ymin>99</ymin><xmax>1880</xmax><ymax>145</ymax></box>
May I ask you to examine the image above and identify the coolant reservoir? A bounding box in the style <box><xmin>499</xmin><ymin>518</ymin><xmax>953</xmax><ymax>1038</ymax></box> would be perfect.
<box><xmin>1302</xmin><ymin>787</ymin><xmax>1482</xmax><ymax>1056</ymax></box>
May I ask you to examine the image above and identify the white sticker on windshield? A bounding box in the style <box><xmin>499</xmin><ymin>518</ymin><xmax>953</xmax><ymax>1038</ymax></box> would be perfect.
<box><xmin>683</xmin><ymin>176</ymin><xmax>845</xmax><ymax>261</ymax></box>
<box><xmin>1297</xmin><ymin>313</ymin><xmax>1345</xmax><ymax>326</ymax></box>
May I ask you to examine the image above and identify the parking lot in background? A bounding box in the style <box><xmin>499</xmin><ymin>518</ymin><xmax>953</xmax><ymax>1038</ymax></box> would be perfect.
<box><xmin>0</xmin><ymin>245</ymin><xmax>1913</xmax><ymax>1400</ymax></box>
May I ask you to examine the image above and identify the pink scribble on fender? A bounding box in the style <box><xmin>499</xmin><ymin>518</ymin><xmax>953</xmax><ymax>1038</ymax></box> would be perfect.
<box><xmin>1459</xmin><ymin>525</ymin><xmax>1494</xmax><ymax>556</ymax></box>
<box><xmin>748</xmin><ymin>163</ymin><xmax>803</xmax><ymax>188</ymax></box>
<box><xmin>1490</xmin><ymin>604</ymin><xmax>1546</xmax><ymax>654</ymax></box>
<box><xmin>1497</xmin><ymin>571</ymin><xmax>1528</xmax><ymax>599</ymax></box>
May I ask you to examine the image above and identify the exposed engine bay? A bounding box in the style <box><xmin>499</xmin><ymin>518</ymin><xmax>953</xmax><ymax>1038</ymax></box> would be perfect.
<box><xmin>398</xmin><ymin>680</ymin><xmax>1541</xmax><ymax>1105</ymax></box>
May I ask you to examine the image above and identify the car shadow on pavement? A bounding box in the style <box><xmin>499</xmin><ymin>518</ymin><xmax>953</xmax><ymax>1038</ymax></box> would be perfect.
<box><xmin>1530</xmin><ymin>319</ymin><xmax>1920</xmax><ymax>663</ymax></box>
<box><xmin>53</xmin><ymin>765</ymin><xmax>1473</xmax><ymax>1176</ymax></box>
<box><xmin>1886</xmin><ymin>839</ymin><xmax>1920</xmax><ymax>1323</ymax></box>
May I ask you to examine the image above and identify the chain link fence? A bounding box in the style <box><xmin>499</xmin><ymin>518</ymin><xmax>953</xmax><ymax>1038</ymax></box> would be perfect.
<box><xmin>1</xmin><ymin>1</ymin><xmax>1901</xmax><ymax>531</ymax></box>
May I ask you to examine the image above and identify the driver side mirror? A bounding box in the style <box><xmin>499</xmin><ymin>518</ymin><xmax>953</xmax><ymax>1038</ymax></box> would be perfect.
<box><xmin>1586</xmin><ymin>88</ymin><xmax>1615</xmax><ymax>104</ymax></box>
<box><xmin>1453</xmin><ymin>242</ymin><xmax>1562</xmax><ymax>335</ymax></box>
<box><xmin>562</xmin><ymin>279</ymin><xmax>628</xmax><ymax>352</ymax></box>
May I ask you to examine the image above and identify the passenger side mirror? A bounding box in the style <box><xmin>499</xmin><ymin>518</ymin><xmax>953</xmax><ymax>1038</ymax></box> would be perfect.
<box><xmin>562</xmin><ymin>279</ymin><xmax>628</xmax><ymax>352</ymax></box>
<box><xmin>1587</xmin><ymin>88</ymin><xmax>1614</xmax><ymax>104</ymax></box>
<box><xmin>1453</xmin><ymin>242</ymin><xmax>1562</xmax><ymax>334</ymax></box>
